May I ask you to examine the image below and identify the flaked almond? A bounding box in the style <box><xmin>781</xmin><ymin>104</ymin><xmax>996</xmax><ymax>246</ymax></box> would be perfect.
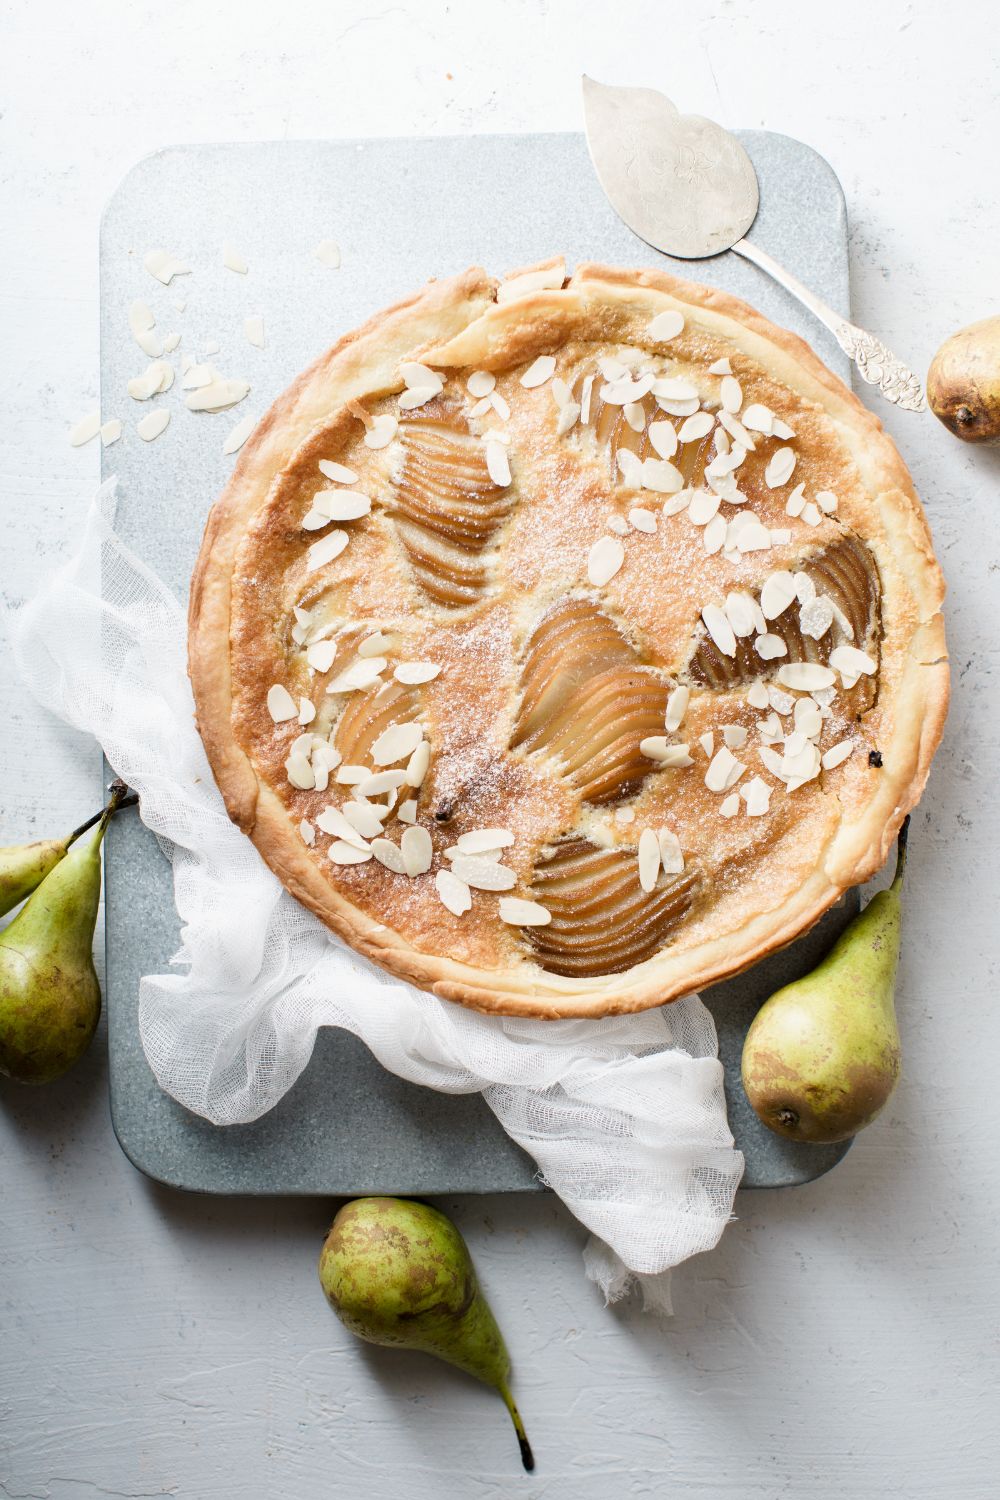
<box><xmin>498</xmin><ymin>897</ymin><xmax>551</xmax><ymax>927</ymax></box>
<box><xmin>665</xmin><ymin>685</ymin><xmax>690</xmax><ymax>732</ymax></box>
<box><xmin>702</xmin><ymin>603</ymin><xmax>737</xmax><ymax>658</ymax></box>
<box><xmin>587</xmin><ymin>535</ymin><xmax>625</xmax><ymax>587</ymax></box>
<box><xmin>223</xmin><ymin>415</ymin><xmax>256</xmax><ymax>454</ymax></box>
<box><xmin>306</xmin><ymin>530</ymin><xmax>349</xmax><ymax>572</ymax></box>
<box><xmin>68</xmin><ymin>411</ymin><xmax>101</xmax><ymax>447</ymax></box>
<box><xmin>764</xmin><ymin>447</ymin><xmax>797</xmax><ymax>488</ymax></box>
<box><xmin>450</xmin><ymin>855</ymin><xmax>517</xmax><ymax>891</ymax></box>
<box><xmin>364</xmin><ymin>414</ymin><xmax>398</xmax><ymax>450</ymax></box>
<box><xmin>705</xmin><ymin>746</ymin><xmax>746</xmax><ymax>793</ymax></box>
<box><xmin>520</xmin><ymin>355</ymin><xmax>556</xmax><ymax>388</ymax></box>
<box><xmin>457</xmin><ymin>829</ymin><xmax>514</xmax><ymax>854</ymax></box>
<box><xmin>329</xmin><ymin>841</ymin><xmax>372</xmax><ymax>865</ymax></box>
<box><xmin>822</xmin><ymin>740</ymin><xmax>854</xmax><ymax>770</ymax></box>
<box><xmin>267</xmin><ymin>684</ymin><xmax>298</xmax><ymax>722</ymax></box>
<box><xmin>394</xmin><ymin>661</ymin><xmax>441</xmax><ymax>685</ymax></box>
<box><xmin>401</xmin><ymin>825</ymin><xmax>433</xmax><ymax>877</ymax></box>
<box><xmin>136</xmin><ymin>409</ymin><xmax>170</xmax><ymax>441</ymax></box>
<box><xmin>435</xmin><ymin>868</ymin><xmax>472</xmax><ymax>916</ymax></box>
<box><xmin>760</xmin><ymin>570</ymin><xmax>797</xmax><ymax>620</ymax></box>
<box><xmin>657</xmin><ymin>828</ymin><xmax>684</xmax><ymax>876</ymax></box>
<box><xmin>371</xmin><ymin>721</ymin><xmax>425</xmax><ymax>766</ymax></box>
<box><xmin>778</xmin><ymin>662</ymin><xmax>837</xmax><ymax>691</ymax></box>
<box><xmin>327</xmin><ymin>659</ymin><xmax>387</xmax><ymax>693</ymax></box>
<box><xmin>638</xmin><ymin>828</ymin><xmax>661</xmax><ymax>893</ymax></box>
<box><xmin>754</xmin><ymin>633</ymin><xmax>788</xmax><ymax>661</ymax></box>
<box><xmin>647</xmin><ymin>309</ymin><xmax>685</xmax><ymax>341</ymax></box>
<box><xmin>405</xmin><ymin>740</ymin><xmax>431</xmax><ymax>788</ymax></box>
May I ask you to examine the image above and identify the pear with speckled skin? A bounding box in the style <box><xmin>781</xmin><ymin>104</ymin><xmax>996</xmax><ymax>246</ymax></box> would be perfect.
<box><xmin>0</xmin><ymin>793</ymin><xmax>125</xmax><ymax>1085</ymax></box>
<box><xmin>0</xmin><ymin>802</ymin><xmax>113</xmax><ymax>919</ymax></box>
<box><xmin>319</xmin><ymin>1197</ymin><xmax>534</xmax><ymax>1471</ymax></box>
<box><xmin>742</xmin><ymin>820</ymin><xmax>908</xmax><ymax>1144</ymax></box>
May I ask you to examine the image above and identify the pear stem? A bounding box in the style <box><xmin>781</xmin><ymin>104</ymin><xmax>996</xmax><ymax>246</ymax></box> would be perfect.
<box><xmin>499</xmin><ymin>1381</ymin><xmax>534</xmax><ymax>1472</ymax></box>
<box><xmin>891</xmin><ymin>815</ymin><xmax>910</xmax><ymax>892</ymax></box>
<box><xmin>66</xmin><ymin>783</ymin><xmax>138</xmax><ymax>848</ymax></box>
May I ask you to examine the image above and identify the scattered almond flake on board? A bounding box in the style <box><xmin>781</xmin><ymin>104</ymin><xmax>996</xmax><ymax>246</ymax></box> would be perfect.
<box><xmin>143</xmin><ymin>249</ymin><xmax>190</xmax><ymax>285</ymax></box>
<box><xmin>450</xmin><ymin>856</ymin><xmax>517</xmax><ymax>891</ymax></box>
<box><xmin>435</xmin><ymin>868</ymin><xmax>472</xmax><ymax>916</ymax></box>
<box><xmin>657</xmin><ymin>828</ymin><xmax>684</xmax><ymax>876</ymax></box>
<box><xmin>688</xmin><ymin>489</ymin><xmax>721</xmax><ymax>527</ymax></box>
<box><xmin>708</xmin><ymin>357</ymin><xmax>732</xmax><ymax>376</ymax></box>
<box><xmin>706</xmin><ymin>746</ymin><xmax>746</xmax><ymax>793</ymax></box>
<box><xmin>628</xmin><ymin>507</ymin><xmax>657</xmax><ymax>534</ymax></box>
<box><xmin>318</xmin><ymin>459</ymin><xmax>359</xmax><ymax>484</ymax></box>
<box><xmin>677</xmin><ymin>411</ymin><xmax>714</xmax><ymax>444</ymax></box>
<box><xmin>185</xmin><ymin>377</ymin><xmax>251</xmax><ymax>413</ymax></box>
<box><xmin>722</xmin><ymin>724</ymin><xmax>748</xmax><ymax>749</ymax></box>
<box><xmin>637</xmin><ymin>829</ymin><xmax>661</xmax><ymax>893</ymax></box>
<box><xmin>222</xmin><ymin>242</ymin><xmax>248</xmax><ymax>274</ymax></box>
<box><xmin>100</xmin><ymin>418</ymin><xmax>122</xmax><ymax>446</ymax></box>
<box><xmin>390</xmin><ymin>661</ymin><xmax>438</xmax><ymax>685</ymax></box>
<box><xmin>223</xmin><ymin>414</ymin><xmax>256</xmax><ymax>455</ymax></box>
<box><xmin>719</xmin><ymin>793</ymin><xmax>740</xmax><ymax>818</ymax></box>
<box><xmin>665</xmin><ymin>685</ymin><xmax>690</xmax><ymax>732</ymax></box>
<box><xmin>266</xmin><ymin>684</ymin><xmax>298</xmax><ymax>722</ymax></box>
<box><xmin>202</xmin><ymin>340</ymin><xmax>221</xmax><ymax>356</ymax></box>
<box><xmin>822</xmin><ymin>740</ymin><xmax>854</xmax><ymax>770</ymax></box>
<box><xmin>641</xmin><ymin>738</ymin><xmax>693</xmax><ymax>767</ymax></box>
<box><xmin>129</xmin><ymin>300</ymin><xmax>162</xmax><ymax>358</ymax></box>
<box><xmin>467</xmin><ymin>369</ymin><xmax>496</xmax><ymax>398</ymax></box>
<box><xmin>520</xmin><ymin>355</ymin><xmax>556</xmax><ymax>388</ymax></box>
<box><xmin>244</xmin><ymin>315</ymin><xmax>265</xmax><ymax>348</ymax></box>
<box><xmin>742</xmin><ymin>776</ymin><xmax>772</xmax><ymax>817</ymax></box>
<box><xmin>162</xmin><ymin>332</ymin><xmax>181</xmax><ymax>354</ymax></box>
<box><xmin>647</xmin><ymin>309</ymin><xmax>685</xmax><ymax>341</ymax></box>
<box><xmin>496</xmin><ymin>261</ymin><xmax>566</xmax><ymax>304</ymax></box>
<box><xmin>405</xmin><ymin>740</ymin><xmax>431</xmax><ymax>788</ymax></box>
<box><xmin>760</xmin><ymin>570</ymin><xmax>797</xmax><ymax>620</ymax></box>
<box><xmin>778</xmin><ymin>662</ymin><xmax>836</xmax><ymax>692</ymax></box>
<box><xmin>647</xmin><ymin>419</ymin><xmax>678</xmax><ymax>459</ymax></box>
<box><xmin>330</xmin><ymin>840</ymin><xmax>373</xmax><ymax>866</ymax></box>
<box><xmin>816</xmin><ymin>490</ymin><xmax>838</xmax><ymax>514</ymax></box>
<box><xmin>747</xmin><ymin>682</ymin><xmax>770</xmax><ymax>710</ymax></box>
<box><xmin>371</xmin><ymin>722</ymin><xmax>424</xmax><ymax>766</ymax></box>
<box><xmin>173</xmin><ymin>297</ymin><xmax>187</xmax><ymax>314</ymax></box>
<box><xmin>587</xmin><ymin>535</ymin><xmax>625</xmax><ymax>587</ymax></box>
<box><xmin>765</xmin><ymin>447</ymin><xmax>797</xmax><ymax>488</ymax></box>
<box><xmin>306</xmin><ymin>529</ymin><xmax>349</xmax><ymax>573</ymax></box>
<box><xmin>754</xmin><ymin>633</ymin><xmax>788</xmax><ymax>661</ymax></box>
<box><xmin>313</xmin><ymin>239</ymin><xmax>341</xmax><ymax>269</ymax></box>
<box><xmin>68</xmin><ymin>411</ymin><xmax>101</xmax><ymax>447</ymax></box>
<box><xmin>485</xmin><ymin>442</ymin><xmax>512</xmax><ymax>487</ymax></box>
<box><xmin>741</xmin><ymin>403</ymin><xmax>774</xmax><ymax>434</ymax></box>
<box><xmin>457</xmin><ymin>829</ymin><xmax>514</xmax><ymax>855</ymax></box>
<box><xmin>702</xmin><ymin>603</ymin><xmax>737</xmax><ymax>658</ymax></box>
<box><xmin>127</xmin><ymin>361</ymin><xmax>170</xmax><ymax>401</ymax></box>
<box><xmin>136</xmin><ymin>409</ymin><xmax>170</xmax><ymax>442</ymax></box>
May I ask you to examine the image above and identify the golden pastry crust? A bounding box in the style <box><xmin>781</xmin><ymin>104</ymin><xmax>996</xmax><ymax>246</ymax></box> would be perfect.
<box><xmin>188</xmin><ymin>260</ymin><xmax>948</xmax><ymax>1018</ymax></box>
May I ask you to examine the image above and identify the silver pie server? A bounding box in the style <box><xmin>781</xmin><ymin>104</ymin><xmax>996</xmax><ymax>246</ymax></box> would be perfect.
<box><xmin>582</xmin><ymin>76</ymin><xmax>925</xmax><ymax>412</ymax></box>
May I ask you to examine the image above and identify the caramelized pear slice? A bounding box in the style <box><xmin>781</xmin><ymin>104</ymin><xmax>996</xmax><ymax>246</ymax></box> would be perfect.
<box><xmin>582</xmin><ymin>387</ymin><xmax>714</xmax><ymax>488</ymax></box>
<box><xmin>389</xmin><ymin>403</ymin><xmax>513</xmax><ymax>607</ymax></box>
<box><xmin>526</xmin><ymin>838</ymin><xmax>700</xmax><ymax>977</ymax></box>
<box><xmin>511</xmin><ymin>600</ymin><xmax>671</xmax><ymax>804</ymax></box>
<box><xmin>687</xmin><ymin>534</ymin><xmax>881</xmax><ymax>705</ymax></box>
<box><xmin>334</xmin><ymin>679</ymin><xmax>423</xmax><ymax>768</ymax></box>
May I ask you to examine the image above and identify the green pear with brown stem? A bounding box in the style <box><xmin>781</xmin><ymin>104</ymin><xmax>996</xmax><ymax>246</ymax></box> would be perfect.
<box><xmin>0</xmin><ymin>787</ymin><xmax>127</xmax><ymax>1084</ymax></box>
<box><xmin>0</xmin><ymin>805</ymin><xmax>115</xmax><ymax>919</ymax></box>
<box><xmin>742</xmin><ymin>819</ymin><xmax>909</xmax><ymax>1144</ymax></box>
<box><xmin>319</xmin><ymin>1197</ymin><xmax>534</xmax><ymax>1471</ymax></box>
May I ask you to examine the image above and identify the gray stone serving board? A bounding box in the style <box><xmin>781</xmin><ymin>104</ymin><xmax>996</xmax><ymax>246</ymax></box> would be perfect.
<box><xmin>100</xmin><ymin>131</ymin><xmax>855</xmax><ymax>1195</ymax></box>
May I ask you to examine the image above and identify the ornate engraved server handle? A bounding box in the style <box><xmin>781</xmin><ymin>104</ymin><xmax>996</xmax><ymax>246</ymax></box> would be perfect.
<box><xmin>733</xmin><ymin>238</ymin><xmax>926</xmax><ymax>412</ymax></box>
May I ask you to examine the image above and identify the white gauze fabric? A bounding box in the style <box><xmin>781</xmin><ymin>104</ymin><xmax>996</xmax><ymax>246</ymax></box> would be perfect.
<box><xmin>10</xmin><ymin>482</ymin><xmax>743</xmax><ymax>1304</ymax></box>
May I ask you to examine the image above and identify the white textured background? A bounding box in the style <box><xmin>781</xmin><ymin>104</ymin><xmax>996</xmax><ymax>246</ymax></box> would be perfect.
<box><xmin>2</xmin><ymin>2</ymin><xmax>998</xmax><ymax>1495</ymax></box>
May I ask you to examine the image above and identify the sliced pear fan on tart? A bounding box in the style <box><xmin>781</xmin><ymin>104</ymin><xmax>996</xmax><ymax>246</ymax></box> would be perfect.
<box><xmin>188</xmin><ymin>258</ymin><xmax>948</xmax><ymax>1018</ymax></box>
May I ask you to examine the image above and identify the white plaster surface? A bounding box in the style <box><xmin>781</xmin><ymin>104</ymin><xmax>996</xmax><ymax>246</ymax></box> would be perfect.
<box><xmin>1</xmin><ymin>2</ymin><xmax>998</xmax><ymax>1495</ymax></box>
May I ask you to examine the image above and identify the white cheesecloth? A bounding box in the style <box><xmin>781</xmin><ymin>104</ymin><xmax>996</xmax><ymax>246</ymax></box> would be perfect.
<box><xmin>9</xmin><ymin>481</ymin><xmax>743</xmax><ymax>1308</ymax></box>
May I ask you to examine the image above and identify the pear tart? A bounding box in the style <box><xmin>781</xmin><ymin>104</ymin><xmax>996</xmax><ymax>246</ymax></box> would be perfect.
<box><xmin>189</xmin><ymin>259</ymin><xmax>948</xmax><ymax>1018</ymax></box>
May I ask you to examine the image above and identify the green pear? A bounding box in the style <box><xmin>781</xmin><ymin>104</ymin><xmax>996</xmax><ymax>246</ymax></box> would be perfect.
<box><xmin>319</xmin><ymin>1197</ymin><xmax>533</xmax><ymax>1470</ymax></box>
<box><xmin>742</xmin><ymin>820</ymin><xmax>908</xmax><ymax>1144</ymax></box>
<box><xmin>0</xmin><ymin>803</ymin><xmax>119</xmax><ymax>919</ymax></box>
<box><xmin>0</xmin><ymin>787</ymin><xmax>128</xmax><ymax>1085</ymax></box>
